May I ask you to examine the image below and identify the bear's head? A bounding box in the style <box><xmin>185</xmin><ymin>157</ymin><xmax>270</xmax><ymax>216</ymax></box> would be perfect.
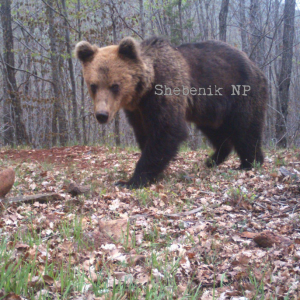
<box><xmin>75</xmin><ymin>37</ymin><xmax>153</xmax><ymax>124</ymax></box>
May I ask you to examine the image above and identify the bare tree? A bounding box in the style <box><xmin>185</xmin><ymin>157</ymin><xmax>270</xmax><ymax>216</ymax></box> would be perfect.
<box><xmin>276</xmin><ymin>0</ymin><xmax>296</xmax><ymax>147</ymax></box>
<box><xmin>178</xmin><ymin>0</ymin><xmax>183</xmax><ymax>42</ymax></box>
<box><xmin>61</xmin><ymin>0</ymin><xmax>80</xmax><ymax>142</ymax></box>
<box><xmin>204</xmin><ymin>1</ymin><xmax>210</xmax><ymax>39</ymax></box>
<box><xmin>239</xmin><ymin>0</ymin><xmax>248</xmax><ymax>54</ymax></box>
<box><xmin>45</xmin><ymin>0</ymin><xmax>67</xmax><ymax>146</ymax></box>
<box><xmin>219</xmin><ymin>0</ymin><xmax>229</xmax><ymax>41</ymax></box>
<box><xmin>139</xmin><ymin>0</ymin><xmax>145</xmax><ymax>39</ymax></box>
<box><xmin>249</xmin><ymin>0</ymin><xmax>265</xmax><ymax>67</ymax></box>
<box><xmin>111</xmin><ymin>3</ymin><xmax>120</xmax><ymax>146</ymax></box>
<box><xmin>76</xmin><ymin>0</ymin><xmax>87</xmax><ymax>145</ymax></box>
<box><xmin>1</xmin><ymin>0</ymin><xmax>300</xmax><ymax>149</ymax></box>
<box><xmin>1</xmin><ymin>0</ymin><xmax>28</xmax><ymax>145</ymax></box>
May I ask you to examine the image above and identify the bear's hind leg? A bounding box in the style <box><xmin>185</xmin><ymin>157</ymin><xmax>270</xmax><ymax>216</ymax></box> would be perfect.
<box><xmin>200</xmin><ymin>128</ymin><xmax>233</xmax><ymax>168</ymax></box>
<box><xmin>205</xmin><ymin>141</ymin><xmax>233</xmax><ymax>168</ymax></box>
<box><xmin>235</xmin><ymin>141</ymin><xmax>264</xmax><ymax>169</ymax></box>
<box><xmin>232</xmin><ymin>128</ymin><xmax>264</xmax><ymax>169</ymax></box>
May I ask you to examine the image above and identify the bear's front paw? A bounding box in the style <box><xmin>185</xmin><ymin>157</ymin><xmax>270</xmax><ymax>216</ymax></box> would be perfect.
<box><xmin>115</xmin><ymin>178</ymin><xmax>148</xmax><ymax>189</ymax></box>
<box><xmin>115</xmin><ymin>180</ymin><xmax>130</xmax><ymax>188</ymax></box>
<box><xmin>114</xmin><ymin>180</ymin><xmax>140</xmax><ymax>189</ymax></box>
<box><xmin>205</xmin><ymin>158</ymin><xmax>217</xmax><ymax>168</ymax></box>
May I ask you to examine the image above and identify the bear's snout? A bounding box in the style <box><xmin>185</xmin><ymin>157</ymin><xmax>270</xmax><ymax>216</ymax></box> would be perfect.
<box><xmin>95</xmin><ymin>111</ymin><xmax>109</xmax><ymax>124</ymax></box>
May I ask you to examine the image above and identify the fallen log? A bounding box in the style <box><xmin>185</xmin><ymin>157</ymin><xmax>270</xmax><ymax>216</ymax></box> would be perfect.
<box><xmin>67</xmin><ymin>182</ymin><xmax>91</xmax><ymax>196</ymax></box>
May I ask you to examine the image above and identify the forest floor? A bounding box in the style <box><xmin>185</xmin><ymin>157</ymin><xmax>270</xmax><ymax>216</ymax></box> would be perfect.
<box><xmin>0</xmin><ymin>145</ymin><xmax>300</xmax><ymax>300</ymax></box>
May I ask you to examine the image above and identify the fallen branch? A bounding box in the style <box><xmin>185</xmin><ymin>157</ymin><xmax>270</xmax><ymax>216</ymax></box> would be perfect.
<box><xmin>2</xmin><ymin>193</ymin><xmax>61</xmax><ymax>204</ymax></box>
<box><xmin>129</xmin><ymin>207</ymin><xmax>203</xmax><ymax>220</ymax></box>
<box><xmin>165</xmin><ymin>207</ymin><xmax>203</xmax><ymax>218</ymax></box>
<box><xmin>279</xmin><ymin>166</ymin><xmax>298</xmax><ymax>179</ymax></box>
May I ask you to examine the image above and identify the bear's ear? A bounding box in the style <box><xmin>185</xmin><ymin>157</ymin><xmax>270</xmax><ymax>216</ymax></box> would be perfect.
<box><xmin>118</xmin><ymin>37</ymin><xmax>140</xmax><ymax>60</ymax></box>
<box><xmin>75</xmin><ymin>41</ymin><xmax>96</xmax><ymax>62</ymax></box>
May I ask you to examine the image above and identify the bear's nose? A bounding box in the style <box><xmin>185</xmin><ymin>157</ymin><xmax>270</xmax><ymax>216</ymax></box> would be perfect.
<box><xmin>95</xmin><ymin>111</ymin><xmax>109</xmax><ymax>124</ymax></box>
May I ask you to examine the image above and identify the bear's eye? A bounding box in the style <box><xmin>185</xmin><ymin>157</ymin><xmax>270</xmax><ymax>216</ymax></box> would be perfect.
<box><xmin>90</xmin><ymin>84</ymin><xmax>97</xmax><ymax>94</ymax></box>
<box><xmin>110</xmin><ymin>84</ymin><xmax>120</xmax><ymax>94</ymax></box>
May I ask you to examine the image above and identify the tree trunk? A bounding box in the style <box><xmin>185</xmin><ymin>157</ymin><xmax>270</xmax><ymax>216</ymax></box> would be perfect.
<box><xmin>162</xmin><ymin>0</ymin><xmax>169</xmax><ymax>36</ymax></box>
<box><xmin>178</xmin><ymin>0</ymin><xmax>183</xmax><ymax>42</ymax></box>
<box><xmin>111</xmin><ymin>7</ymin><xmax>120</xmax><ymax>146</ymax></box>
<box><xmin>249</xmin><ymin>0</ymin><xmax>264</xmax><ymax>67</ymax></box>
<box><xmin>1</xmin><ymin>0</ymin><xmax>28</xmax><ymax>146</ymax></box>
<box><xmin>219</xmin><ymin>0</ymin><xmax>229</xmax><ymax>42</ymax></box>
<box><xmin>195</xmin><ymin>1</ymin><xmax>203</xmax><ymax>41</ymax></box>
<box><xmin>114</xmin><ymin>112</ymin><xmax>121</xmax><ymax>146</ymax></box>
<box><xmin>21</xmin><ymin>28</ymin><xmax>33</xmax><ymax>145</ymax></box>
<box><xmin>204</xmin><ymin>1</ymin><xmax>210</xmax><ymax>39</ymax></box>
<box><xmin>139</xmin><ymin>0</ymin><xmax>145</xmax><ymax>39</ymax></box>
<box><xmin>266</xmin><ymin>0</ymin><xmax>280</xmax><ymax>142</ymax></box>
<box><xmin>2</xmin><ymin>90</ymin><xmax>13</xmax><ymax>147</ymax></box>
<box><xmin>275</xmin><ymin>0</ymin><xmax>296</xmax><ymax>147</ymax></box>
<box><xmin>239</xmin><ymin>0</ymin><xmax>248</xmax><ymax>54</ymax></box>
<box><xmin>61</xmin><ymin>0</ymin><xmax>80</xmax><ymax>143</ymax></box>
<box><xmin>249</xmin><ymin>0</ymin><xmax>259</xmax><ymax>62</ymax></box>
<box><xmin>149</xmin><ymin>0</ymin><xmax>155</xmax><ymax>36</ymax></box>
<box><xmin>197</xmin><ymin>0</ymin><xmax>207</xmax><ymax>41</ymax></box>
<box><xmin>77</xmin><ymin>0</ymin><xmax>87</xmax><ymax>144</ymax></box>
<box><xmin>45</xmin><ymin>0</ymin><xmax>67</xmax><ymax>146</ymax></box>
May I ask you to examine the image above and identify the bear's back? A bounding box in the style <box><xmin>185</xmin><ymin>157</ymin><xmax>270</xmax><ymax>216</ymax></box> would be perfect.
<box><xmin>177</xmin><ymin>40</ymin><xmax>263</xmax><ymax>94</ymax></box>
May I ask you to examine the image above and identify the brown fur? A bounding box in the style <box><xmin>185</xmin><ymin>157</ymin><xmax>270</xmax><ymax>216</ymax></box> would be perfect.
<box><xmin>75</xmin><ymin>37</ymin><xmax>268</xmax><ymax>188</ymax></box>
<box><xmin>75</xmin><ymin>39</ymin><xmax>155</xmax><ymax>121</ymax></box>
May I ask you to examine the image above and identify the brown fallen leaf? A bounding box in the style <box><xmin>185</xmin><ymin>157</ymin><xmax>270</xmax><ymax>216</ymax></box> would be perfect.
<box><xmin>98</xmin><ymin>219</ymin><xmax>131</xmax><ymax>244</ymax></box>
<box><xmin>232</xmin><ymin>252</ymin><xmax>252</xmax><ymax>267</ymax></box>
<box><xmin>240</xmin><ymin>231</ymin><xmax>257</xmax><ymax>239</ymax></box>
<box><xmin>28</xmin><ymin>276</ymin><xmax>43</xmax><ymax>289</ymax></box>
<box><xmin>34</xmin><ymin>290</ymin><xmax>55</xmax><ymax>299</ymax></box>
<box><xmin>254</xmin><ymin>231</ymin><xmax>292</xmax><ymax>248</ymax></box>
<box><xmin>89</xmin><ymin>229</ymin><xmax>115</xmax><ymax>248</ymax></box>
<box><xmin>186</xmin><ymin>251</ymin><xmax>196</xmax><ymax>259</ymax></box>
<box><xmin>126</xmin><ymin>255</ymin><xmax>146</xmax><ymax>266</ymax></box>
<box><xmin>15</xmin><ymin>242</ymin><xmax>30</xmax><ymax>251</ymax></box>
<box><xmin>113</xmin><ymin>272</ymin><xmax>133</xmax><ymax>282</ymax></box>
<box><xmin>0</xmin><ymin>168</ymin><xmax>15</xmax><ymax>198</ymax></box>
<box><xmin>1</xmin><ymin>292</ymin><xmax>22</xmax><ymax>300</ymax></box>
<box><xmin>136</xmin><ymin>273</ymin><xmax>150</xmax><ymax>285</ymax></box>
<box><xmin>108</xmin><ymin>272</ymin><xmax>134</xmax><ymax>287</ymax></box>
<box><xmin>43</xmin><ymin>275</ymin><xmax>54</xmax><ymax>285</ymax></box>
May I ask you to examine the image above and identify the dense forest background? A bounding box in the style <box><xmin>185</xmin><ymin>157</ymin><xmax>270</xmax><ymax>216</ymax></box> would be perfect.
<box><xmin>0</xmin><ymin>0</ymin><xmax>299</xmax><ymax>149</ymax></box>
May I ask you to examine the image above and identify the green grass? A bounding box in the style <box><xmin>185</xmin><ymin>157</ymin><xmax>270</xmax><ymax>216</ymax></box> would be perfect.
<box><xmin>275</xmin><ymin>156</ymin><xmax>286</xmax><ymax>166</ymax></box>
<box><xmin>1</xmin><ymin>146</ymin><xmax>299</xmax><ymax>299</ymax></box>
<box><xmin>0</xmin><ymin>238</ymin><xmax>83</xmax><ymax>299</ymax></box>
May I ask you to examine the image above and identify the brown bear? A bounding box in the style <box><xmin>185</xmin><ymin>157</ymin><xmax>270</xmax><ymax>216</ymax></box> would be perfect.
<box><xmin>75</xmin><ymin>36</ymin><xmax>268</xmax><ymax>188</ymax></box>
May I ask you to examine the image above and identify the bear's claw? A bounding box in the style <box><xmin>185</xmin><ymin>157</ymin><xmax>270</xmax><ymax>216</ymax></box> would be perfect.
<box><xmin>115</xmin><ymin>177</ymin><xmax>150</xmax><ymax>189</ymax></box>
<box><xmin>115</xmin><ymin>180</ymin><xmax>141</xmax><ymax>189</ymax></box>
